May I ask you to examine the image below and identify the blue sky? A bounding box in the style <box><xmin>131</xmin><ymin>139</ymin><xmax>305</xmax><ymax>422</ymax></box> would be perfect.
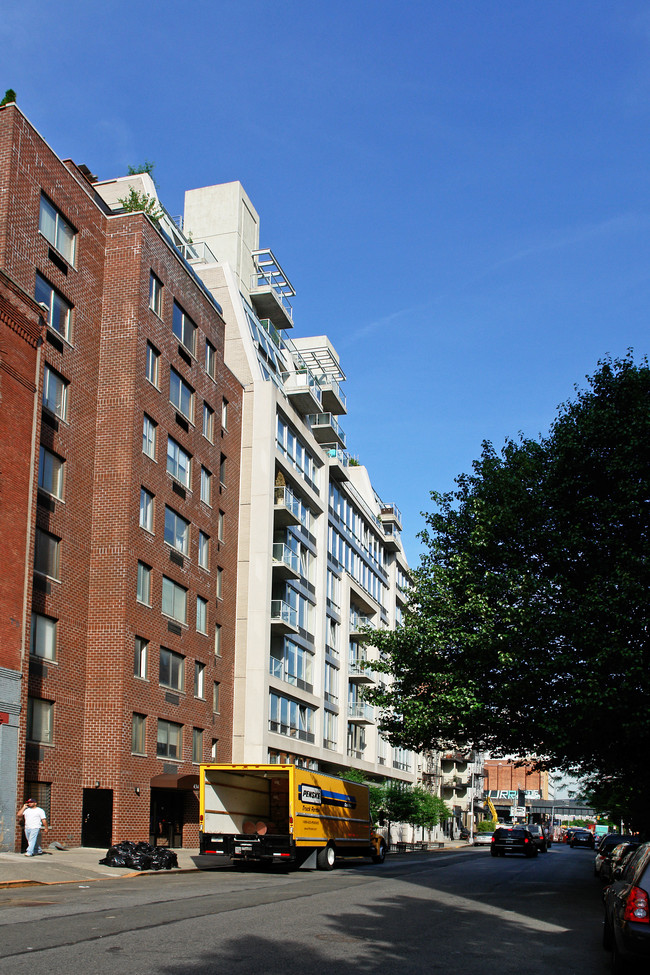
<box><xmin>5</xmin><ymin>1</ymin><xmax>650</xmax><ymax>564</ymax></box>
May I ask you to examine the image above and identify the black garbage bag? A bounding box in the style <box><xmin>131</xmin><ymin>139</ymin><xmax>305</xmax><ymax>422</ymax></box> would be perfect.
<box><xmin>99</xmin><ymin>841</ymin><xmax>178</xmax><ymax>870</ymax></box>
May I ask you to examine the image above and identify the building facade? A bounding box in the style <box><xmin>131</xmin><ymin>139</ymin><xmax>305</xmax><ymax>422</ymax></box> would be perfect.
<box><xmin>181</xmin><ymin>181</ymin><xmax>417</xmax><ymax>784</ymax></box>
<box><xmin>0</xmin><ymin>104</ymin><xmax>242</xmax><ymax>850</ymax></box>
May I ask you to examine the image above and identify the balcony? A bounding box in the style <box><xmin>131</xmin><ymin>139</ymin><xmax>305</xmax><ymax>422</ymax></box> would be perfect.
<box><xmin>259</xmin><ymin>318</ymin><xmax>286</xmax><ymax>353</ymax></box>
<box><xmin>323</xmin><ymin>444</ymin><xmax>350</xmax><ymax>482</ymax></box>
<box><xmin>349</xmin><ymin>612</ymin><xmax>376</xmax><ymax>635</ymax></box>
<box><xmin>348</xmin><ymin>702</ymin><xmax>374</xmax><ymax>724</ymax></box>
<box><xmin>273</xmin><ymin>486</ymin><xmax>301</xmax><ymax>527</ymax></box>
<box><xmin>382</xmin><ymin>522</ymin><xmax>401</xmax><ymax>552</ymax></box>
<box><xmin>317</xmin><ymin>375</ymin><xmax>347</xmax><ymax>415</ymax></box>
<box><xmin>348</xmin><ymin>658</ymin><xmax>375</xmax><ymax>683</ymax></box>
<box><xmin>280</xmin><ymin>369</ymin><xmax>322</xmax><ymax>415</ymax></box>
<box><xmin>272</xmin><ymin>543</ymin><xmax>300</xmax><ymax>579</ymax></box>
<box><xmin>306</xmin><ymin>413</ymin><xmax>346</xmax><ymax>448</ymax></box>
<box><xmin>270</xmin><ymin>599</ymin><xmax>298</xmax><ymax>633</ymax></box>
<box><xmin>250</xmin><ymin>249</ymin><xmax>294</xmax><ymax>330</ymax></box>
<box><xmin>380</xmin><ymin>503</ymin><xmax>402</xmax><ymax>530</ymax></box>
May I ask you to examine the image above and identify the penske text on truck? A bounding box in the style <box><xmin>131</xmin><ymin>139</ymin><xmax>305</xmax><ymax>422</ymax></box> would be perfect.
<box><xmin>199</xmin><ymin>763</ymin><xmax>387</xmax><ymax>869</ymax></box>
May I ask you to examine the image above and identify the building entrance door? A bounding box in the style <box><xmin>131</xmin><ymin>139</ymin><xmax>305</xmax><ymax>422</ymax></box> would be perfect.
<box><xmin>81</xmin><ymin>788</ymin><xmax>113</xmax><ymax>848</ymax></box>
<box><xmin>149</xmin><ymin>789</ymin><xmax>183</xmax><ymax>847</ymax></box>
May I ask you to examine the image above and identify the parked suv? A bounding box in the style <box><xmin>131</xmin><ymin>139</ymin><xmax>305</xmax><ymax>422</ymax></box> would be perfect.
<box><xmin>603</xmin><ymin>841</ymin><xmax>650</xmax><ymax>972</ymax></box>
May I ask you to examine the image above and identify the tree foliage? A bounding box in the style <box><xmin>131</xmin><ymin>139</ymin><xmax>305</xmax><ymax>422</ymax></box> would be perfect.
<box><xmin>117</xmin><ymin>187</ymin><xmax>164</xmax><ymax>223</ymax></box>
<box><xmin>368</xmin><ymin>354</ymin><xmax>650</xmax><ymax>829</ymax></box>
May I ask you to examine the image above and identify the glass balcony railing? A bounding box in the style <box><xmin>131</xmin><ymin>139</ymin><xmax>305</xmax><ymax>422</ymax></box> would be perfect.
<box><xmin>280</xmin><ymin>370</ymin><xmax>323</xmax><ymax>407</ymax></box>
<box><xmin>270</xmin><ymin>600</ymin><xmax>297</xmax><ymax>629</ymax></box>
<box><xmin>348</xmin><ymin>658</ymin><xmax>375</xmax><ymax>681</ymax></box>
<box><xmin>350</xmin><ymin>612</ymin><xmax>376</xmax><ymax>632</ymax></box>
<box><xmin>306</xmin><ymin>413</ymin><xmax>346</xmax><ymax>447</ymax></box>
<box><xmin>348</xmin><ymin>702</ymin><xmax>374</xmax><ymax>722</ymax></box>
<box><xmin>272</xmin><ymin>543</ymin><xmax>300</xmax><ymax>574</ymax></box>
<box><xmin>274</xmin><ymin>486</ymin><xmax>301</xmax><ymax>520</ymax></box>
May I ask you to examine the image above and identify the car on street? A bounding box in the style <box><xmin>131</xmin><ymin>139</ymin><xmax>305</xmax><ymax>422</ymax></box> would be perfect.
<box><xmin>595</xmin><ymin>834</ymin><xmax>637</xmax><ymax>877</ymax></box>
<box><xmin>600</xmin><ymin>842</ymin><xmax>641</xmax><ymax>887</ymax></box>
<box><xmin>603</xmin><ymin>841</ymin><xmax>650</xmax><ymax>973</ymax></box>
<box><xmin>525</xmin><ymin>823</ymin><xmax>549</xmax><ymax>853</ymax></box>
<box><xmin>473</xmin><ymin>831</ymin><xmax>495</xmax><ymax>846</ymax></box>
<box><xmin>491</xmin><ymin>826</ymin><xmax>538</xmax><ymax>858</ymax></box>
<box><xmin>570</xmin><ymin>829</ymin><xmax>595</xmax><ymax>849</ymax></box>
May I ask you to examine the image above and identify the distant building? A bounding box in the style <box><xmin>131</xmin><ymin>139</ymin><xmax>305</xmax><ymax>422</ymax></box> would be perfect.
<box><xmin>483</xmin><ymin>757</ymin><xmax>549</xmax><ymax>822</ymax></box>
<box><xmin>0</xmin><ymin>104</ymin><xmax>242</xmax><ymax>850</ymax></box>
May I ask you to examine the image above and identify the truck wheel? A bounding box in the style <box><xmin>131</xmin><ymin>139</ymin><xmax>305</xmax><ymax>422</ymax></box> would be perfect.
<box><xmin>372</xmin><ymin>842</ymin><xmax>386</xmax><ymax>864</ymax></box>
<box><xmin>317</xmin><ymin>844</ymin><xmax>336</xmax><ymax>870</ymax></box>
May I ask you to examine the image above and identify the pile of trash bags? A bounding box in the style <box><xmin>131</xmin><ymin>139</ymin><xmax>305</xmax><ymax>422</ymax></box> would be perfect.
<box><xmin>99</xmin><ymin>841</ymin><xmax>178</xmax><ymax>871</ymax></box>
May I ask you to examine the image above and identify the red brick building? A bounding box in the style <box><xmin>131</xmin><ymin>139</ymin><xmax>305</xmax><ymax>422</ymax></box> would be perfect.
<box><xmin>0</xmin><ymin>104</ymin><xmax>242</xmax><ymax>851</ymax></box>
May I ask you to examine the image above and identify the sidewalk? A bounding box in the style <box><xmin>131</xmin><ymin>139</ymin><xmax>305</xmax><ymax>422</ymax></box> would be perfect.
<box><xmin>0</xmin><ymin>840</ymin><xmax>470</xmax><ymax>889</ymax></box>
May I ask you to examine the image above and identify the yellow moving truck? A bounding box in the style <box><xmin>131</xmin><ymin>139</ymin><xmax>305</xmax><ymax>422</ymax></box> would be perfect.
<box><xmin>199</xmin><ymin>763</ymin><xmax>387</xmax><ymax>869</ymax></box>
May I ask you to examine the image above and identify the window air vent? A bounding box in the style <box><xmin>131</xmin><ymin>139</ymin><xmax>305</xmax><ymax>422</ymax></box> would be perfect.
<box><xmin>171</xmin><ymin>481</ymin><xmax>186</xmax><ymax>499</ymax></box>
<box><xmin>47</xmin><ymin>247</ymin><xmax>68</xmax><ymax>275</ymax></box>
<box><xmin>167</xmin><ymin>621</ymin><xmax>182</xmax><ymax>636</ymax></box>
<box><xmin>41</xmin><ymin>411</ymin><xmax>59</xmax><ymax>432</ymax></box>
<box><xmin>178</xmin><ymin>345</ymin><xmax>192</xmax><ymax>367</ymax></box>
<box><xmin>175</xmin><ymin>413</ymin><xmax>189</xmax><ymax>433</ymax></box>
<box><xmin>33</xmin><ymin>574</ymin><xmax>51</xmax><ymax>595</ymax></box>
<box><xmin>46</xmin><ymin>331</ymin><xmax>64</xmax><ymax>354</ymax></box>
<box><xmin>164</xmin><ymin>692</ymin><xmax>180</xmax><ymax>706</ymax></box>
<box><xmin>38</xmin><ymin>493</ymin><xmax>56</xmax><ymax>513</ymax></box>
<box><xmin>169</xmin><ymin>550</ymin><xmax>184</xmax><ymax>568</ymax></box>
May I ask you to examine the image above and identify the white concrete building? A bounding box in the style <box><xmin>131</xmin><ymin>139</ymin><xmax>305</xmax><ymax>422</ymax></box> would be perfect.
<box><xmin>182</xmin><ymin>181</ymin><xmax>415</xmax><ymax>783</ymax></box>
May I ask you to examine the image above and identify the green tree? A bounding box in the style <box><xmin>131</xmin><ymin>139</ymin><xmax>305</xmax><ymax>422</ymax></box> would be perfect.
<box><xmin>0</xmin><ymin>89</ymin><xmax>16</xmax><ymax>106</ymax></box>
<box><xmin>117</xmin><ymin>187</ymin><xmax>164</xmax><ymax>224</ymax></box>
<box><xmin>368</xmin><ymin>354</ymin><xmax>650</xmax><ymax>831</ymax></box>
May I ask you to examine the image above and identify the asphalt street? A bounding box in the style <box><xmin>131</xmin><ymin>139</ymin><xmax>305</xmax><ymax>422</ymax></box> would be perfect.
<box><xmin>0</xmin><ymin>844</ymin><xmax>608</xmax><ymax>975</ymax></box>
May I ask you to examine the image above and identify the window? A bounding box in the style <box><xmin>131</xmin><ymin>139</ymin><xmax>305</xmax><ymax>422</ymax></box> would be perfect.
<box><xmin>146</xmin><ymin>342</ymin><xmax>160</xmax><ymax>388</ymax></box>
<box><xmin>39</xmin><ymin>195</ymin><xmax>76</xmax><ymax>264</ymax></box>
<box><xmin>196</xmin><ymin>595</ymin><xmax>208</xmax><ymax>635</ymax></box>
<box><xmin>211</xmin><ymin>739</ymin><xmax>219</xmax><ymax>760</ymax></box>
<box><xmin>198</xmin><ymin>531</ymin><xmax>210</xmax><ymax>570</ymax></box>
<box><xmin>268</xmin><ymin>692</ymin><xmax>315</xmax><ymax>743</ymax></box>
<box><xmin>35</xmin><ymin>273</ymin><xmax>72</xmax><ymax>341</ymax></box>
<box><xmin>213</xmin><ymin>681</ymin><xmax>220</xmax><ymax>714</ymax></box>
<box><xmin>192</xmin><ymin>727</ymin><xmax>203</xmax><ymax>764</ymax></box>
<box><xmin>194</xmin><ymin>661</ymin><xmax>205</xmax><ymax>699</ymax></box>
<box><xmin>157</xmin><ymin>719</ymin><xmax>182</xmax><ymax>760</ymax></box>
<box><xmin>164</xmin><ymin>506</ymin><xmax>190</xmax><ymax>555</ymax></box>
<box><xmin>205</xmin><ymin>339</ymin><xmax>216</xmax><ymax>379</ymax></box>
<box><xmin>30</xmin><ymin>613</ymin><xmax>57</xmax><ymax>661</ymax></box>
<box><xmin>218</xmin><ymin>510</ymin><xmax>225</xmax><ymax>542</ymax></box>
<box><xmin>134</xmin><ymin>636</ymin><xmax>148</xmax><ymax>679</ymax></box>
<box><xmin>27</xmin><ymin>697</ymin><xmax>53</xmax><ymax>744</ymax></box>
<box><xmin>173</xmin><ymin>301</ymin><xmax>196</xmax><ymax>354</ymax></box>
<box><xmin>137</xmin><ymin>561</ymin><xmax>152</xmax><ymax>606</ymax></box>
<box><xmin>166</xmin><ymin>436</ymin><xmax>192</xmax><ymax>488</ymax></box>
<box><xmin>159</xmin><ymin>646</ymin><xmax>185</xmax><ymax>691</ymax></box>
<box><xmin>132</xmin><ymin>713</ymin><xmax>146</xmax><ymax>754</ymax></box>
<box><xmin>162</xmin><ymin>576</ymin><xmax>187</xmax><ymax>624</ymax></box>
<box><xmin>142</xmin><ymin>414</ymin><xmax>157</xmax><ymax>459</ymax></box>
<box><xmin>200</xmin><ymin>467</ymin><xmax>212</xmax><ymax>506</ymax></box>
<box><xmin>269</xmin><ymin>639</ymin><xmax>313</xmax><ymax>690</ymax></box>
<box><xmin>202</xmin><ymin>403</ymin><xmax>214</xmax><ymax>442</ymax></box>
<box><xmin>324</xmin><ymin>711</ymin><xmax>337</xmax><ymax>750</ymax></box>
<box><xmin>43</xmin><ymin>364</ymin><xmax>68</xmax><ymax>420</ymax></box>
<box><xmin>38</xmin><ymin>446</ymin><xmax>64</xmax><ymax>500</ymax></box>
<box><xmin>149</xmin><ymin>272</ymin><xmax>163</xmax><ymax>317</ymax></box>
<box><xmin>325</xmin><ymin>662</ymin><xmax>338</xmax><ymax>703</ymax></box>
<box><xmin>214</xmin><ymin>624</ymin><xmax>222</xmax><ymax>657</ymax></box>
<box><xmin>216</xmin><ymin>567</ymin><xmax>223</xmax><ymax>600</ymax></box>
<box><xmin>34</xmin><ymin>528</ymin><xmax>60</xmax><ymax>580</ymax></box>
<box><xmin>140</xmin><ymin>488</ymin><xmax>154</xmax><ymax>532</ymax></box>
<box><xmin>219</xmin><ymin>454</ymin><xmax>226</xmax><ymax>488</ymax></box>
<box><xmin>170</xmin><ymin>368</ymin><xmax>194</xmax><ymax>421</ymax></box>
<box><xmin>221</xmin><ymin>399</ymin><xmax>229</xmax><ymax>430</ymax></box>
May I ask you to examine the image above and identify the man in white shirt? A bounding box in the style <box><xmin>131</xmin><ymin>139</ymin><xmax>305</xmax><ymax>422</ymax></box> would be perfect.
<box><xmin>18</xmin><ymin>798</ymin><xmax>48</xmax><ymax>856</ymax></box>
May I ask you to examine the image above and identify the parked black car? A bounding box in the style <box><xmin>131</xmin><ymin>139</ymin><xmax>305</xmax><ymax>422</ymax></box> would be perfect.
<box><xmin>603</xmin><ymin>841</ymin><xmax>650</xmax><ymax>973</ymax></box>
<box><xmin>595</xmin><ymin>834</ymin><xmax>638</xmax><ymax>877</ymax></box>
<box><xmin>525</xmin><ymin>823</ymin><xmax>548</xmax><ymax>853</ymax></box>
<box><xmin>491</xmin><ymin>826</ymin><xmax>538</xmax><ymax>858</ymax></box>
<box><xmin>600</xmin><ymin>842</ymin><xmax>641</xmax><ymax>886</ymax></box>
